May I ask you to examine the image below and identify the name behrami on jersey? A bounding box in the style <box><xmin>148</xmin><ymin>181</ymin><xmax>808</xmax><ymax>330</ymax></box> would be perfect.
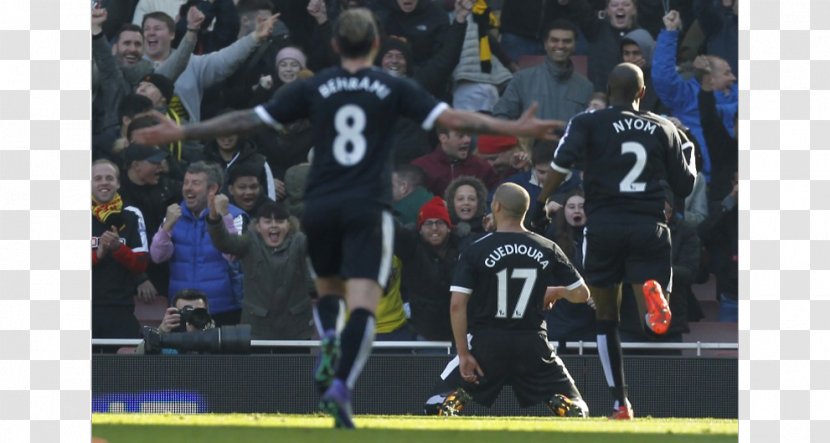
<box><xmin>552</xmin><ymin>106</ymin><xmax>695</xmax><ymax>222</ymax></box>
<box><xmin>451</xmin><ymin>232</ymin><xmax>583</xmax><ymax>333</ymax></box>
<box><xmin>255</xmin><ymin>66</ymin><xmax>447</xmax><ymax>204</ymax></box>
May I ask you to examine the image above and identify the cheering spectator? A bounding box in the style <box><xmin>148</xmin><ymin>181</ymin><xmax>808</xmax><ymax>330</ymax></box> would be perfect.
<box><xmin>444</xmin><ymin>176</ymin><xmax>488</xmax><ymax>236</ymax></box>
<box><xmin>207</xmin><ymin>193</ymin><xmax>315</xmax><ymax>340</ymax></box>
<box><xmin>92</xmin><ymin>159</ymin><xmax>149</xmax><ymax>339</ymax></box>
<box><xmin>150</xmin><ymin>161</ymin><xmax>247</xmax><ymax>325</ymax></box>
<box><xmin>493</xmin><ymin>19</ymin><xmax>593</xmax><ymax>122</ymax></box>
<box><xmin>412</xmin><ymin>125</ymin><xmax>498</xmax><ymax>197</ymax></box>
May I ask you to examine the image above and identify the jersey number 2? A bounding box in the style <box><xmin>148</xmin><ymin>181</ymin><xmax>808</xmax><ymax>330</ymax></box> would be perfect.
<box><xmin>495</xmin><ymin>268</ymin><xmax>537</xmax><ymax>319</ymax></box>
<box><xmin>333</xmin><ymin>105</ymin><xmax>367</xmax><ymax>166</ymax></box>
<box><xmin>619</xmin><ymin>141</ymin><xmax>647</xmax><ymax>192</ymax></box>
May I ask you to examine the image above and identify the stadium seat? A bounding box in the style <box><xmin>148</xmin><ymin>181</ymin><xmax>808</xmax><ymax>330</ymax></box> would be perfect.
<box><xmin>133</xmin><ymin>295</ymin><xmax>168</xmax><ymax>327</ymax></box>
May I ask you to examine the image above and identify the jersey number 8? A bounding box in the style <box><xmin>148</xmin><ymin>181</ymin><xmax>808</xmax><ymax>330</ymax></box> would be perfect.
<box><xmin>333</xmin><ymin>104</ymin><xmax>367</xmax><ymax>166</ymax></box>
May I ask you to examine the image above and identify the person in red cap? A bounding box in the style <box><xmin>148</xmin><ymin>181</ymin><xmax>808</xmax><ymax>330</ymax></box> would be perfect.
<box><xmin>474</xmin><ymin>134</ymin><xmax>529</xmax><ymax>181</ymax></box>
<box><xmin>394</xmin><ymin>196</ymin><xmax>461</xmax><ymax>343</ymax></box>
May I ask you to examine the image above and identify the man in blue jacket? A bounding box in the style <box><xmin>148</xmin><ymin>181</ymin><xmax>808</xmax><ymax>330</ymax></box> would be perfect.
<box><xmin>149</xmin><ymin>161</ymin><xmax>247</xmax><ymax>326</ymax></box>
<box><xmin>651</xmin><ymin>9</ymin><xmax>736</xmax><ymax>184</ymax></box>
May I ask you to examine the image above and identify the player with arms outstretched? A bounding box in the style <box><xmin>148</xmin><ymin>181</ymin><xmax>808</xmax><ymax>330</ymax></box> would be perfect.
<box><xmin>531</xmin><ymin>62</ymin><xmax>696</xmax><ymax>419</ymax></box>
<box><xmin>134</xmin><ymin>7</ymin><xmax>564</xmax><ymax>429</ymax></box>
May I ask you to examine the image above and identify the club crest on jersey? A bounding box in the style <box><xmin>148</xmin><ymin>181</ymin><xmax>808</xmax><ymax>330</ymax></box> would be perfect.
<box><xmin>484</xmin><ymin>244</ymin><xmax>549</xmax><ymax>269</ymax></box>
<box><xmin>612</xmin><ymin>118</ymin><xmax>657</xmax><ymax>135</ymax></box>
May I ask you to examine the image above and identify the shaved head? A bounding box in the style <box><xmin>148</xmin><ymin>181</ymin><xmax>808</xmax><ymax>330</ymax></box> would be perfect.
<box><xmin>493</xmin><ymin>183</ymin><xmax>530</xmax><ymax>220</ymax></box>
<box><xmin>607</xmin><ymin>62</ymin><xmax>645</xmax><ymax>104</ymax></box>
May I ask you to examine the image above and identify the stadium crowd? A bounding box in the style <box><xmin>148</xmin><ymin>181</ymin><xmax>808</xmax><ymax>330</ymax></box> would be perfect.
<box><xmin>91</xmin><ymin>0</ymin><xmax>738</xmax><ymax>350</ymax></box>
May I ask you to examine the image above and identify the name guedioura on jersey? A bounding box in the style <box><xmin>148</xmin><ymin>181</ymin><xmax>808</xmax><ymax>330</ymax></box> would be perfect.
<box><xmin>485</xmin><ymin>244</ymin><xmax>550</xmax><ymax>269</ymax></box>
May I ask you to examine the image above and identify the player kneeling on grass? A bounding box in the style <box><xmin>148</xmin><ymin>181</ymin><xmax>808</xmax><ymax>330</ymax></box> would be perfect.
<box><xmin>424</xmin><ymin>183</ymin><xmax>590</xmax><ymax>417</ymax></box>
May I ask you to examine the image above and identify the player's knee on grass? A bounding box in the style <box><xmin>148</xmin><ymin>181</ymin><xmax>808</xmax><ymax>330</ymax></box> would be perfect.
<box><xmin>546</xmin><ymin>394</ymin><xmax>589</xmax><ymax>418</ymax></box>
<box><xmin>423</xmin><ymin>389</ymin><xmax>471</xmax><ymax>416</ymax></box>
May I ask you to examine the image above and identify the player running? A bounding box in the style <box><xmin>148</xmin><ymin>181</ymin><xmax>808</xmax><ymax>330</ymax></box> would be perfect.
<box><xmin>531</xmin><ymin>62</ymin><xmax>696</xmax><ymax>419</ymax></box>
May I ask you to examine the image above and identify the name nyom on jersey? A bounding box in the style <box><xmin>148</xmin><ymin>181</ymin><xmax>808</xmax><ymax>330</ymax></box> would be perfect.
<box><xmin>612</xmin><ymin>117</ymin><xmax>657</xmax><ymax>135</ymax></box>
<box><xmin>318</xmin><ymin>76</ymin><xmax>391</xmax><ymax>99</ymax></box>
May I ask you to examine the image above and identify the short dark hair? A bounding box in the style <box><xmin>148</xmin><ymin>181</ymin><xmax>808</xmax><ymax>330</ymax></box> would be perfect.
<box><xmin>333</xmin><ymin>8</ymin><xmax>378</xmax><ymax>58</ymax></box>
<box><xmin>394</xmin><ymin>164</ymin><xmax>425</xmax><ymax>187</ymax></box>
<box><xmin>228</xmin><ymin>162</ymin><xmax>262</xmax><ymax>186</ymax></box>
<box><xmin>543</xmin><ymin>19</ymin><xmax>578</xmax><ymax>42</ymax></box>
<box><xmin>142</xmin><ymin>11</ymin><xmax>175</xmax><ymax>33</ymax></box>
<box><xmin>118</xmin><ymin>93</ymin><xmax>154</xmax><ymax>123</ymax></box>
<box><xmin>126</xmin><ymin>115</ymin><xmax>161</xmax><ymax>141</ymax></box>
<box><xmin>115</xmin><ymin>23</ymin><xmax>143</xmax><ymax>43</ymax></box>
<box><xmin>171</xmin><ymin>289</ymin><xmax>209</xmax><ymax>309</ymax></box>
<box><xmin>530</xmin><ymin>140</ymin><xmax>555</xmax><ymax>166</ymax></box>
<box><xmin>255</xmin><ymin>200</ymin><xmax>289</xmax><ymax>220</ymax></box>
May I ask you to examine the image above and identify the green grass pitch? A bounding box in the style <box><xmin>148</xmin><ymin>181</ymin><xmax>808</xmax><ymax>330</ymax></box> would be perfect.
<box><xmin>93</xmin><ymin>414</ymin><xmax>738</xmax><ymax>442</ymax></box>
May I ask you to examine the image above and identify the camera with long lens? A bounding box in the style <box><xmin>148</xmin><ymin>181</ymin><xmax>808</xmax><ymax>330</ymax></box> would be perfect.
<box><xmin>173</xmin><ymin>305</ymin><xmax>213</xmax><ymax>332</ymax></box>
<box><xmin>142</xmin><ymin>324</ymin><xmax>252</xmax><ymax>354</ymax></box>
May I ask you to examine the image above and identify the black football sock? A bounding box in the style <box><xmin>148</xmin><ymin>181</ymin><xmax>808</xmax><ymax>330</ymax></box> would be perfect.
<box><xmin>596</xmin><ymin>320</ymin><xmax>628</xmax><ymax>406</ymax></box>
<box><xmin>335</xmin><ymin>308</ymin><xmax>376</xmax><ymax>390</ymax></box>
<box><xmin>313</xmin><ymin>294</ymin><xmax>344</xmax><ymax>336</ymax></box>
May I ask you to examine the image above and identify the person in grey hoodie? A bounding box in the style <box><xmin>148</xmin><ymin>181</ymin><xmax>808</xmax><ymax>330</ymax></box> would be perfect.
<box><xmin>620</xmin><ymin>28</ymin><xmax>665</xmax><ymax>114</ymax></box>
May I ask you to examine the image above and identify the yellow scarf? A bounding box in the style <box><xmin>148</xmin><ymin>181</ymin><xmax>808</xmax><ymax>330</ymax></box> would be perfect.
<box><xmin>92</xmin><ymin>193</ymin><xmax>124</xmax><ymax>228</ymax></box>
<box><xmin>472</xmin><ymin>0</ymin><xmax>499</xmax><ymax>73</ymax></box>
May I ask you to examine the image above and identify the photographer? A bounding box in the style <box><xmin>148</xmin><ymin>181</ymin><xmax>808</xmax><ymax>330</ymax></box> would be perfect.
<box><xmin>136</xmin><ymin>289</ymin><xmax>215</xmax><ymax>354</ymax></box>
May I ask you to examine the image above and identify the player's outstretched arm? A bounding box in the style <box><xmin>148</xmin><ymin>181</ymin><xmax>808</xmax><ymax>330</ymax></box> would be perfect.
<box><xmin>544</xmin><ymin>283</ymin><xmax>590</xmax><ymax>309</ymax></box>
<box><xmin>437</xmin><ymin>102</ymin><xmax>565</xmax><ymax>141</ymax></box>
<box><xmin>132</xmin><ymin>109</ymin><xmax>266</xmax><ymax>146</ymax></box>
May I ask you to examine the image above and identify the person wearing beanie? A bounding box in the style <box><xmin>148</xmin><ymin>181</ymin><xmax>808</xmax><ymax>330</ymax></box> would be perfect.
<box><xmin>394</xmin><ymin>195</ymin><xmax>461</xmax><ymax>343</ymax></box>
<box><xmin>416</xmin><ymin>195</ymin><xmax>453</xmax><ymax>232</ymax></box>
<box><xmin>206</xmin><ymin>193</ymin><xmax>315</xmax><ymax>340</ymax></box>
<box><xmin>136</xmin><ymin>73</ymin><xmax>175</xmax><ymax>109</ymax></box>
<box><xmin>474</xmin><ymin>134</ymin><xmax>526</xmax><ymax>179</ymax></box>
<box><xmin>135</xmin><ymin>72</ymin><xmax>195</xmax><ymax>166</ymax></box>
<box><xmin>275</xmin><ymin>46</ymin><xmax>308</xmax><ymax>85</ymax></box>
<box><xmin>371</xmin><ymin>3</ymin><xmax>471</xmax><ymax>165</ymax></box>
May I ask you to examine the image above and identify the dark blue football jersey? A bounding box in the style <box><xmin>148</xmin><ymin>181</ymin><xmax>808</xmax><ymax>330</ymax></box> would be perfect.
<box><xmin>552</xmin><ymin>106</ymin><xmax>696</xmax><ymax>222</ymax></box>
<box><xmin>451</xmin><ymin>232</ymin><xmax>583</xmax><ymax>333</ymax></box>
<box><xmin>255</xmin><ymin>66</ymin><xmax>447</xmax><ymax>204</ymax></box>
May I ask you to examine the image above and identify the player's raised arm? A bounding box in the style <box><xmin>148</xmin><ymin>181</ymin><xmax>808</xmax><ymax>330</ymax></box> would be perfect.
<box><xmin>132</xmin><ymin>109</ymin><xmax>267</xmax><ymax>146</ymax></box>
<box><xmin>436</xmin><ymin>102</ymin><xmax>566</xmax><ymax>141</ymax></box>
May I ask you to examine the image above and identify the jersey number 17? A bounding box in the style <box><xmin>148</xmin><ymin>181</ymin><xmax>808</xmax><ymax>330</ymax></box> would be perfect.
<box><xmin>495</xmin><ymin>268</ymin><xmax>537</xmax><ymax>319</ymax></box>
